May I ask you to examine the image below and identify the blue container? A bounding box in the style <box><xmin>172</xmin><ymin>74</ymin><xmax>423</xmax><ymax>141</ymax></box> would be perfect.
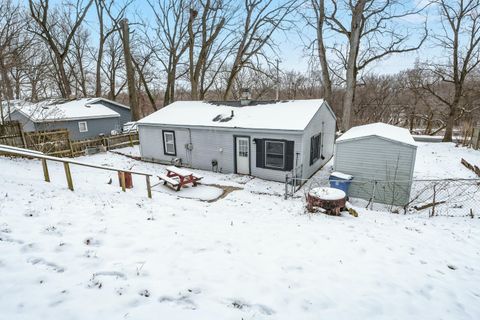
<box><xmin>329</xmin><ymin>172</ymin><xmax>353</xmax><ymax>194</ymax></box>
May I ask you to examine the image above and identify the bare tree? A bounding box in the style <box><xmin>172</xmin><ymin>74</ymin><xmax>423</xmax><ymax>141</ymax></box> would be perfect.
<box><xmin>421</xmin><ymin>0</ymin><xmax>480</xmax><ymax>142</ymax></box>
<box><xmin>101</xmin><ymin>34</ymin><xmax>126</xmax><ymax>101</ymax></box>
<box><xmin>66</xmin><ymin>25</ymin><xmax>92</xmax><ymax>97</ymax></box>
<box><xmin>24</xmin><ymin>46</ymin><xmax>51</xmax><ymax>102</ymax></box>
<box><xmin>94</xmin><ymin>0</ymin><xmax>130</xmax><ymax>97</ymax></box>
<box><xmin>187</xmin><ymin>0</ymin><xmax>231</xmax><ymax>100</ymax></box>
<box><xmin>147</xmin><ymin>0</ymin><xmax>190</xmax><ymax>106</ymax></box>
<box><xmin>305</xmin><ymin>0</ymin><xmax>333</xmax><ymax>106</ymax></box>
<box><xmin>28</xmin><ymin>0</ymin><xmax>94</xmax><ymax>98</ymax></box>
<box><xmin>310</xmin><ymin>0</ymin><xmax>427</xmax><ymax>130</ymax></box>
<box><xmin>223</xmin><ymin>0</ymin><xmax>297</xmax><ymax>100</ymax></box>
<box><xmin>120</xmin><ymin>18</ymin><xmax>141</xmax><ymax>120</ymax></box>
<box><xmin>132</xmin><ymin>45</ymin><xmax>158</xmax><ymax>111</ymax></box>
<box><xmin>0</xmin><ymin>0</ymin><xmax>25</xmax><ymax>101</ymax></box>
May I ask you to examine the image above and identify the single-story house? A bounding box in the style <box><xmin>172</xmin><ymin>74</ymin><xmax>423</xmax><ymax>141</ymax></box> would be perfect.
<box><xmin>137</xmin><ymin>99</ymin><xmax>336</xmax><ymax>182</ymax></box>
<box><xmin>9</xmin><ymin>98</ymin><xmax>131</xmax><ymax>140</ymax></box>
<box><xmin>334</xmin><ymin>122</ymin><xmax>417</xmax><ymax>206</ymax></box>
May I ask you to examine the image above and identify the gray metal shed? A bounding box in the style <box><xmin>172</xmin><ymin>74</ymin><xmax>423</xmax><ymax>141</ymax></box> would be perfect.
<box><xmin>334</xmin><ymin>123</ymin><xmax>417</xmax><ymax>206</ymax></box>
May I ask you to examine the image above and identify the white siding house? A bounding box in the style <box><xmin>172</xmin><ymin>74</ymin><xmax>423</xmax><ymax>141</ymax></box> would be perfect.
<box><xmin>334</xmin><ymin>123</ymin><xmax>417</xmax><ymax>206</ymax></box>
<box><xmin>137</xmin><ymin>99</ymin><xmax>336</xmax><ymax>182</ymax></box>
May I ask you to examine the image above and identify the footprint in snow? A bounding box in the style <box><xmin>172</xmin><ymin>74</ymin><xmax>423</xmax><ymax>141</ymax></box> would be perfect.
<box><xmin>158</xmin><ymin>295</ymin><xmax>197</xmax><ymax>310</ymax></box>
<box><xmin>230</xmin><ymin>299</ymin><xmax>275</xmax><ymax>316</ymax></box>
<box><xmin>93</xmin><ymin>271</ymin><xmax>126</xmax><ymax>279</ymax></box>
<box><xmin>24</xmin><ymin>209</ymin><xmax>40</xmax><ymax>217</ymax></box>
<box><xmin>43</xmin><ymin>226</ymin><xmax>62</xmax><ymax>236</ymax></box>
<box><xmin>21</xmin><ymin>243</ymin><xmax>38</xmax><ymax>252</ymax></box>
<box><xmin>1</xmin><ymin>235</ymin><xmax>24</xmax><ymax>245</ymax></box>
<box><xmin>28</xmin><ymin>257</ymin><xmax>65</xmax><ymax>273</ymax></box>
<box><xmin>139</xmin><ymin>289</ymin><xmax>150</xmax><ymax>297</ymax></box>
<box><xmin>158</xmin><ymin>288</ymin><xmax>201</xmax><ymax>309</ymax></box>
<box><xmin>84</xmin><ymin>237</ymin><xmax>102</xmax><ymax>246</ymax></box>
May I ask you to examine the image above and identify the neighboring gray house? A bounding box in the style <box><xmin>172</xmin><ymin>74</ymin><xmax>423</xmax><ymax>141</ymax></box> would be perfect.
<box><xmin>10</xmin><ymin>98</ymin><xmax>131</xmax><ymax>140</ymax></box>
<box><xmin>1</xmin><ymin>100</ymin><xmax>24</xmax><ymax>122</ymax></box>
<box><xmin>137</xmin><ymin>99</ymin><xmax>336</xmax><ymax>182</ymax></box>
<box><xmin>334</xmin><ymin>123</ymin><xmax>417</xmax><ymax>206</ymax></box>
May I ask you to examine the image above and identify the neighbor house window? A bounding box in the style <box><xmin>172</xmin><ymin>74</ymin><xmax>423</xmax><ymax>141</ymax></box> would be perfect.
<box><xmin>162</xmin><ymin>130</ymin><xmax>176</xmax><ymax>156</ymax></box>
<box><xmin>265</xmin><ymin>140</ymin><xmax>285</xmax><ymax>169</ymax></box>
<box><xmin>310</xmin><ymin>133</ymin><xmax>321</xmax><ymax>165</ymax></box>
<box><xmin>78</xmin><ymin>121</ymin><xmax>88</xmax><ymax>132</ymax></box>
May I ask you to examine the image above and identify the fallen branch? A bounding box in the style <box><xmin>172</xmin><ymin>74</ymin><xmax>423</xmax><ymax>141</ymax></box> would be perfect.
<box><xmin>414</xmin><ymin>201</ymin><xmax>446</xmax><ymax>211</ymax></box>
<box><xmin>461</xmin><ymin>158</ymin><xmax>480</xmax><ymax>177</ymax></box>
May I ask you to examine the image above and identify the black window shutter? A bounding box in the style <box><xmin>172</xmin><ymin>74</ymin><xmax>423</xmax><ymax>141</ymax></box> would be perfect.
<box><xmin>309</xmin><ymin>136</ymin><xmax>314</xmax><ymax>165</ymax></box>
<box><xmin>256</xmin><ymin>139</ymin><xmax>265</xmax><ymax>168</ymax></box>
<box><xmin>285</xmin><ymin>140</ymin><xmax>295</xmax><ymax>171</ymax></box>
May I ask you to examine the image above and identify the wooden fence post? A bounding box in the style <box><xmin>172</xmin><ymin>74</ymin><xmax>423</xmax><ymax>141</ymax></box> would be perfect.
<box><xmin>18</xmin><ymin>122</ymin><xmax>27</xmax><ymax>148</ymax></box>
<box><xmin>129</xmin><ymin>133</ymin><xmax>134</xmax><ymax>147</ymax></box>
<box><xmin>104</xmin><ymin>136</ymin><xmax>110</xmax><ymax>151</ymax></box>
<box><xmin>64</xmin><ymin>162</ymin><xmax>74</xmax><ymax>191</ymax></box>
<box><xmin>120</xmin><ymin>171</ymin><xmax>126</xmax><ymax>192</ymax></box>
<box><xmin>41</xmin><ymin>159</ymin><xmax>50</xmax><ymax>182</ymax></box>
<box><xmin>146</xmin><ymin>175</ymin><xmax>152</xmax><ymax>198</ymax></box>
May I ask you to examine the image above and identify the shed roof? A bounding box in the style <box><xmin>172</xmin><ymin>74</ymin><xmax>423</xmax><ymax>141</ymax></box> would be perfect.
<box><xmin>13</xmin><ymin>98</ymin><xmax>120</xmax><ymax>122</ymax></box>
<box><xmin>337</xmin><ymin>123</ymin><xmax>416</xmax><ymax>146</ymax></box>
<box><xmin>137</xmin><ymin>99</ymin><xmax>330</xmax><ymax>131</ymax></box>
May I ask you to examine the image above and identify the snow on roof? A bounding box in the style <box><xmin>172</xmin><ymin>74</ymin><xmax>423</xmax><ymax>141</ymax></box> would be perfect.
<box><xmin>137</xmin><ymin>99</ymin><xmax>327</xmax><ymax>131</ymax></box>
<box><xmin>337</xmin><ymin>122</ymin><xmax>416</xmax><ymax>146</ymax></box>
<box><xmin>1</xmin><ymin>100</ymin><xmax>25</xmax><ymax>115</ymax></box>
<box><xmin>93</xmin><ymin>98</ymin><xmax>131</xmax><ymax>110</ymax></box>
<box><xmin>14</xmin><ymin>98</ymin><xmax>120</xmax><ymax>122</ymax></box>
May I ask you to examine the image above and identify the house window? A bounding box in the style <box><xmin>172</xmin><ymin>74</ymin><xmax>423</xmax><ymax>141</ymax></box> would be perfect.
<box><xmin>78</xmin><ymin>121</ymin><xmax>88</xmax><ymax>132</ymax></box>
<box><xmin>265</xmin><ymin>140</ymin><xmax>285</xmax><ymax>169</ymax></box>
<box><xmin>310</xmin><ymin>133</ymin><xmax>321</xmax><ymax>165</ymax></box>
<box><xmin>163</xmin><ymin>130</ymin><xmax>176</xmax><ymax>155</ymax></box>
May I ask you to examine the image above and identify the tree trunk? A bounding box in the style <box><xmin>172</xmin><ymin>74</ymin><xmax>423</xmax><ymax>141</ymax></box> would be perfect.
<box><xmin>163</xmin><ymin>58</ymin><xmax>178</xmax><ymax>107</ymax></box>
<box><xmin>223</xmin><ymin>64</ymin><xmax>240</xmax><ymax>100</ymax></box>
<box><xmin>315</xmin><ymin>0</ymin><xmax>332</xmax><ymax>106</ymax></box>
<box><xmin>31</xmin><ymin>80</ymin><xmax>38</xmax><ymax>102</ymax></box>
<box><xmin>96</xmin><ymin>40</ymin><xmax>104</xmax><ymax>97</ymax></box>
<box><xmin>342</xmin><ymin>66</ymin><xmax>358</xmax><ymax>130</ymax></box>
<box><xmin>56</xmin><ymin>55</ymin><xmax>72</xmax><ymax>98</ymax></box>
<box><xmin>120</xmin><ymin>19</ymin><xmax>141</xmax><ymax>121</ymax></box>
<box><xmin>341</xmin><ymin>0</ymin><xmax>366</xmax><ymax>131</ymax></box>
<box><xmin>443</xmin><ymin>102</ymin><xmax>458</xmax><ymax>142</ymax></box>
<box><xmin>0</xmin><ymin>90</ymin><xmax>4</xmax><ymax>124</ymax></box>
<box><xmin>0</xmin><ymin>59</ymin><xmax>14</xmax><ymax>100</ymax></box>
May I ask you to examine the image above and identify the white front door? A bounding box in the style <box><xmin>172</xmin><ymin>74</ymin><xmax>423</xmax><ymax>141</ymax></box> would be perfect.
<box><xmin>235</xmin><ymin>137</ymin><xmax>250</xmax><ymax>175</ymax></box>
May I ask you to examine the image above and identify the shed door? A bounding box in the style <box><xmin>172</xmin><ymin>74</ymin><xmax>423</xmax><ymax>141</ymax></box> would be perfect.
<box><xmin>235</xmin><ymin>137</ymin><xmax>250</xmax><ymax>175</ymax></box>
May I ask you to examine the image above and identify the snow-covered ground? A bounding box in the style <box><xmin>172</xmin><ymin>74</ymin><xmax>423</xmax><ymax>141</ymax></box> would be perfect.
<box><xmin>0</xmin><ymin>143</ymin><xmax>479</xmax><ymax>319</ymax></box>
<box><xmin>414</xmin><ymin>142</ymin><xmax>480</xmax><ymax>179</ymax></box>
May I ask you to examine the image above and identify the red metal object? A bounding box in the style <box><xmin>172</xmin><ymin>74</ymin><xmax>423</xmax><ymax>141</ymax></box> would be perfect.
<box><xmin>307</xmin><ymin>188</ymin><xmax>346</xmax><ymax>215</ymax></box>
<box><xmin>118</xmin><ymin>171</ymin><xmax>133</xmax><ymax>189</ymax></box>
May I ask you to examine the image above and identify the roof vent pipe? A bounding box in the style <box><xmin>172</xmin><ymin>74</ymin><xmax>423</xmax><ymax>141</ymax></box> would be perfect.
<box><xmin>240</xmin><ymin>88</ymin><xmax>251</xmax><ymax>106</ymax></box>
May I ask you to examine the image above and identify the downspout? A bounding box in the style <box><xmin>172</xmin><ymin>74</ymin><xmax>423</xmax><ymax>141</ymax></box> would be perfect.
<box><xmin>187</xmin><ymin>128</ymin><xmax>193</xmax><ymax>166</ymax></box>
<box><xmin>321</xmin><ymin>121</ymin><xmax>325</xmax><ymax>160</ymax></box>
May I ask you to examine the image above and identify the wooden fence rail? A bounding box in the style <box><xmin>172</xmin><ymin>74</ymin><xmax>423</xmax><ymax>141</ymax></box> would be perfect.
<box><xmin>0</xmin><ymin>121</ymin><xmax>25</xmax><ymax>147</ymax></box>
<box><xmin>0</xmin><ymin>144</ymin><xmax>152</xmax><ymax>198</ymax></box>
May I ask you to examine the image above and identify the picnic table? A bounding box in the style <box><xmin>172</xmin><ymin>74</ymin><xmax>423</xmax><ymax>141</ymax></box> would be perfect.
<box><xmin>158</xmin><ymin>166</ymin><xmax>203</xmax><ymax>191</ymax></box>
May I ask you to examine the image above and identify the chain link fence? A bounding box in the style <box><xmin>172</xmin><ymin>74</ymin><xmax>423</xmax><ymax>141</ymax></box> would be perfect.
<box><xmin>287</xmin><ymin>176</ymin><xmax>480</xmax><ymax>217</ymax></box>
